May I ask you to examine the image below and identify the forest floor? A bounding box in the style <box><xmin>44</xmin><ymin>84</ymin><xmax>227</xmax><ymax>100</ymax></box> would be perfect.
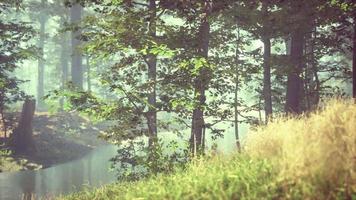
<box><xmin>0</xmin><ymin>112</ymin><xmax>108</xmax><ymax>172</ymax></box>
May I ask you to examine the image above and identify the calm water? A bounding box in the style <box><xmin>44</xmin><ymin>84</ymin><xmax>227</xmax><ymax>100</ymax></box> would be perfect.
<box><xmin>0</xmin><ymin>145</ymin><xmax>117</xmax><ymax>200</ymax></box>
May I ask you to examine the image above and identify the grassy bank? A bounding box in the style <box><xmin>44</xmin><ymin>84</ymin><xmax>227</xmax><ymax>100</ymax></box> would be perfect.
<box><xmin>61</xmin><ymin>100</ymin><xmax>356</xmax><ymax>200</ymax></box>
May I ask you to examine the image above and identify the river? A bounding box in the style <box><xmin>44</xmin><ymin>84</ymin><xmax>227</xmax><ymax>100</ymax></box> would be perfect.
<box><xmin>0</xmin><ymin>145</ymin><xmax>117</xmax><ymax>200</ymax></box>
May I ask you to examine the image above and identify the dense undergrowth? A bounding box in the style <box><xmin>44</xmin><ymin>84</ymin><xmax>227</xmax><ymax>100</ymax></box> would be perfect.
<box><xmin>60</xmin><ymin>100</ymin><xmax>356</xmax><ymax>200</ymax></box>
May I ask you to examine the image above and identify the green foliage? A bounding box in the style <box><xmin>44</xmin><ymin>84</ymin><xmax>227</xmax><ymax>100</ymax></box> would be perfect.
<box><xmin>111</xmin><ymin>139</ymin><xmax>190</xmax><ymax>181</ymax></box>
<box><xmin>330</xmin><ymin>0</ymin><xmax>356</xmax><ymax>12</ymax></box>
<box><xmin>140</xmin><ymin>43</ymin><xmax>177</xmax><ymax>58</ymax></box>
<box><xmin>0</xmin><ymin>0</ymin><xmax>36</xmax><ymax>133</ymax></box>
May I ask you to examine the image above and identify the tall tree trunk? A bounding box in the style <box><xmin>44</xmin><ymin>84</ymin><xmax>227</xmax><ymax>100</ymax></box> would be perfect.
<box><xmin>285</xmin><ymin>29</ymin><xmax>304</xmax><ymax>114</ymax></box>
<box><xmin>37</xmin><ymin>0</ymin><xmax>47</xmax><ymax>109</ymax></box>
<box><xmin>263</xmin><ymin>37</ymin><xmax>273</xmax><ymax>122</ymax></box>
<box><xmin>147</xmin><ymin>0</ymin><xmax>157</xmax><ymax>147</ymax></box>
<box><xmin>190</xmin><ymin>1</ymin><xmax>212</xmax><ymax>155</ymax></box>
<box><xmin>234</xmin><ymin>30</ymin><xmax>241</xmax><ymax>151</ymax></box>
<box><xmin>60</xmin><ymin>30</ymin><xmax>69</xmax><ymax>110</ymax></box>
<box><xmin>262</xmin><ymin>2</ymin><xmax>272</xmax><ymax>123</ymax></box>
<box><xmin>353</xmin><ymin>15</ymin><xmax>356</xmax><ymax>99</ymax></box>
<box><xmin>70</xmin><ymin>1</ymin><xmax>83</xmax><ymax>89</ymax></box>
<box><xmin>306</xmin><ymin>27</ymin><xmax>320</xmax><ymax>108</ymax></box>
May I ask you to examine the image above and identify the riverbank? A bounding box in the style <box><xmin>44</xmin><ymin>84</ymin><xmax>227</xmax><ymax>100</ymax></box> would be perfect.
<box><xmin>60</xmin><ymin>100</ymin><xmax>356</xmax><ymax>200</ymax></box>
<box><xmin>0</xmin><ymin>112</ymin><xmax>107</xmax><ymax>172</ymax></box>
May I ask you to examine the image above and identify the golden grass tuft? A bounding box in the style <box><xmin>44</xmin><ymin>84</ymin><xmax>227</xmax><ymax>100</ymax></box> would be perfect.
<box><xmin>244</xmin><ymin>99</ymin><xmax>356</xmax><ymax>198</ymax></box>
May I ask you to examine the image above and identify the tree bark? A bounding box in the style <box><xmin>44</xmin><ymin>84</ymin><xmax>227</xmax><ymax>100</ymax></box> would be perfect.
<box><xmin>263</xmin><ymin>37</ymin><xmax>273</xmax><ymax>122</ymax></box>
<box><xmin>353</xmin><ymin>15</ymin><xmax>356</xmax><ymax>99</ymax></box>
<box><xmin>0</xmin><ymin>107</ymin><xmax>7</xmax><ymax>138</ymax></box>
<box><xmin>147</xmin><ymin>0</ymin><xmax>158</xmax><ymax>147</ymax></box>
<box><xmin>37</xmin><ymin>0</ymin><xmax>47</xmax><ymax>109</ymax></box>
<box><xmin>10</xmin><ymin>98</ymin><xmax>37</xmax><ymax>154</ymax></box>
<box><xmin>190</xmin><ymin>1</ymin><xmax>212</xmax><ymax>155</ymax></box>
<box><xmin>234</xmin><ymin>30</ymin><xmax>241</xmax><ymax>151</ymax></box>
<box><xmin>285</xmin><ymin>29</ymin><xmax>304</xmax><ymax>114</ymax></box>
<box><xmin>262</xmin><ymin>2</ymin><xmax>272</xmax><ymax>123</ymax></box>
<box><xmin>86</xmin><ymin>56</ymin><xmax>91</xmax><ymax>92</ymax></box>
<box><xmin>306</xmin><ymin>27</ymin><xmax>320</xmax><ymax>108</ymax></box>
<box><xmin>71</xmin><ymin>1</ymin><xmax>83</xmax><ymax>89</ymax></box>
<box><xmin>60</xmin><ymin>16</ymin><xmax>69</xmax><ymax>110</ymax></box>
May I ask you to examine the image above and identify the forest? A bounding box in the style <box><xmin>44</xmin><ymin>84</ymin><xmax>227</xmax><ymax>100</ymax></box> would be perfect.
<box><xmin>0</xmin><ymin>0</ymin><xmax>355</xmax><ymax>199</ymax></box>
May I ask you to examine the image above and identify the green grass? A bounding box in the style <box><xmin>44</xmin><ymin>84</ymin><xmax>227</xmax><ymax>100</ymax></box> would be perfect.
<box><xmin>61</xmin><ymin>155</ymin><xmax>279</xmax><ymax>200</ymax></box>
<box><xmin>60</xmin><ymin>100</ymin><xmax>356</xmax><ymax>200</ymax></box>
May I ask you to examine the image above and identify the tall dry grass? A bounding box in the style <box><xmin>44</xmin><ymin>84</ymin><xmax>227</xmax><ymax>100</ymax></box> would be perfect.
<box><xmin>244</xmin><ymin>100</ymin><xmax>356</xmax><ymax>199</ymax></box>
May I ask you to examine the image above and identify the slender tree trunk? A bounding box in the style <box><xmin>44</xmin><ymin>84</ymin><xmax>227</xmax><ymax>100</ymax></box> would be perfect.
<box><xmin>285</xmin><ymin>29</ymin><xmax>304</xmax><ymax>114</ymax></box>
<box><xmin>311</xmin><ymin>27</ymin><xmax>320</xmax><ymax>106</ymax></box>
<box><xmin>190</xmin><ymin>1</ymin><xmax>212</xmax><ymax>155</ymax></box>
<box><xmin>37</xmin><ymin>0</ymin><xmax>47</xmax><ymax>109</ymax></box>
<box><xmin>263</xmin><ymin>37</ymin><xmax>273</xmax><ymax>122</ymax></box>
<box><xmin>353</xmin><ymin>16</ymin><xmax>356</xmax><ymax>99</ymax></box>
<box><xmin>258</xmin><ymin>96</ymin><xmax>263</xmax><ymax>124</ymax></box>
<box><xmin>60</xmin><ymin>37</ymin><xmax>69</xmax><ymax>110</ymax></box>
<box><xmin>262</xmin><ymin>2</ymin><xmax>272</xmax><ymax>123</ymax></box>
<box><xmin>234</xmin><ymin>28</ymin><xmax>241</xmax><ymax>151</ymax></box>
<box><xmin>86</xmin><ymin>56</ymin><xmax>91</xmax><ymax>92</ymax></box>
<box><xmin>147</xmin><ymin>0</ymin><xmax>157</xmax><ymax>147</ymax></box>
<box><xmin>306</xmin><ymin>27</ymin><xmax>320</xmax><ymax>108</ymax></box>
<box><xmin>71</xmin><ymin>1</ymin><xmax>83</xmax><ymax>89</ymax></box>
<box><xmin>0</xmin><ymin>108</ymin><xmax>6</xmax><ymax>138</ymax></box>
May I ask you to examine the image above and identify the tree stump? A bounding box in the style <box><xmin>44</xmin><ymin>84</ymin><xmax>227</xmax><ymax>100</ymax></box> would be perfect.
<box><xmin>10</xmin><ymin>98</ymin><xmax>37</xmax><ymax>154</ymax></box>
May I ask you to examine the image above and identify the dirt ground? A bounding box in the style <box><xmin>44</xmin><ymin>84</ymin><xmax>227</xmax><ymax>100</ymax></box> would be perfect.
<box><xmin>0</xmin><ymin>112</ymin><xmax>109</xmax><ymax>172</ymax></box>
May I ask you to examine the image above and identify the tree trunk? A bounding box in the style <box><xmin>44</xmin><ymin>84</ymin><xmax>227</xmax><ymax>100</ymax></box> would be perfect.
<box><xmin>263</xmin><ymin>37</ymin><xmax>273</xmax><ymax>122</ymax></box>
<box><xmin>37</xmin><ymin>0</ymin><xmax>47</xmax><ymax>109</ymax></box>
<box><xmin>306</xmin><ymin>27</ymin><xmax>320</xmax><ymax>109</ymax></box>
<box><xmin>190</xmin><ymin>1</ymin><xmax>212</xmax><ymax>155</ymax></box>
<box><xmin>262</xmin><ymin>2</ymin><xmax>272</xmax><ymax>123</ymax></box>
<box><xmin>0</xmin><ymin>107</ymin><xmax>7</xmax><ymax>138</ymax></box>
<box><xmin>147</xmin><ymin>0</ymin><xmax>158</xmax><ymax>147</ymax></box>
<box><xmin>10</xmin><ymin>98</ymin><xmax>37</xmax><ymax>154</ymax></box>
<box><xmin>71</xmin><ymin>1</ymin><xmax>83</xmax><ymax>89</ymax></box>
<box><xmin>353</xmin><ymin>15</ymin><xmax>356</xmax><ymax>100</ymax></box>
<box><xmin>60</xmin><ymin>29</ymin><xmax>69</xmax><ymax>110</ymax></box>
<box><xmin>285</xmin><ymin>29</ymin><xmax>304</xmax><ymax>114</ymax></box>
<box><xmin>234</xmin><ymin>37</ymin><xmax>241</xmax><ymax>151</ymax></box>
<box><xmin>86</xmin><ymin>56</ymin><xmax>91</xmax><ymax>92</ymax></box>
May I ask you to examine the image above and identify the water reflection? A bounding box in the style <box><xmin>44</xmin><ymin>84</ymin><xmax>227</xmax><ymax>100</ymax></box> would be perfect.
<box><xmin>0</xmin><ymin>145</ymin><xmax>117</xmax><ymax>200</ymax></box>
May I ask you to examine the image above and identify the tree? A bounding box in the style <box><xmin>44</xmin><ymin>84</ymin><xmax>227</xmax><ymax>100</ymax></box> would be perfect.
<box><xmin>0</xmin><ymin>0</ymin><xmax>35</xmax><ymax>138</ymax></box>
<box><xmin>354</xmin><ymin>14</ymin><xmax>356</xmax><ymax>99</ymax></box>
<box><xmin>70</xmin><ymin>0</ymin><xmax>83</xmax><ymax>89</ymax></box>
<box><xmin>146</xmin><ymin>0</ymin><xmax>158</xmax><ymax>147</ymax></box>
<box><xmin>261</xmin><ymin>1</ymin><xmax>273</xmax><ymax>121</ymax></box>
<box><xmin>56</xmin><ymin>2</ymin><xmax>71</xmax><ymax>109</ymax></box>
<box><xmin>189</xmin><ymin>0</ymin><xmax>213</xmax><ymax>155</ymax></box>
<box><xmin>230</xmin><ymin>0</ymin><xmax>282</xmax><ymax>122</ymax></box>
<box><xmin>10</xmin><ymin>98</ymin><xmax>37</xmax><ymax>154</ymax></box>
<box><xmin>37</xmin><ymin>0</ymin><xmax>48</xmax><ymax>108</ymax></box>
<box><xmin>285</xmin><ymin>27</ymin><xmax>305</xmax><ymax>114</ymax></box>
